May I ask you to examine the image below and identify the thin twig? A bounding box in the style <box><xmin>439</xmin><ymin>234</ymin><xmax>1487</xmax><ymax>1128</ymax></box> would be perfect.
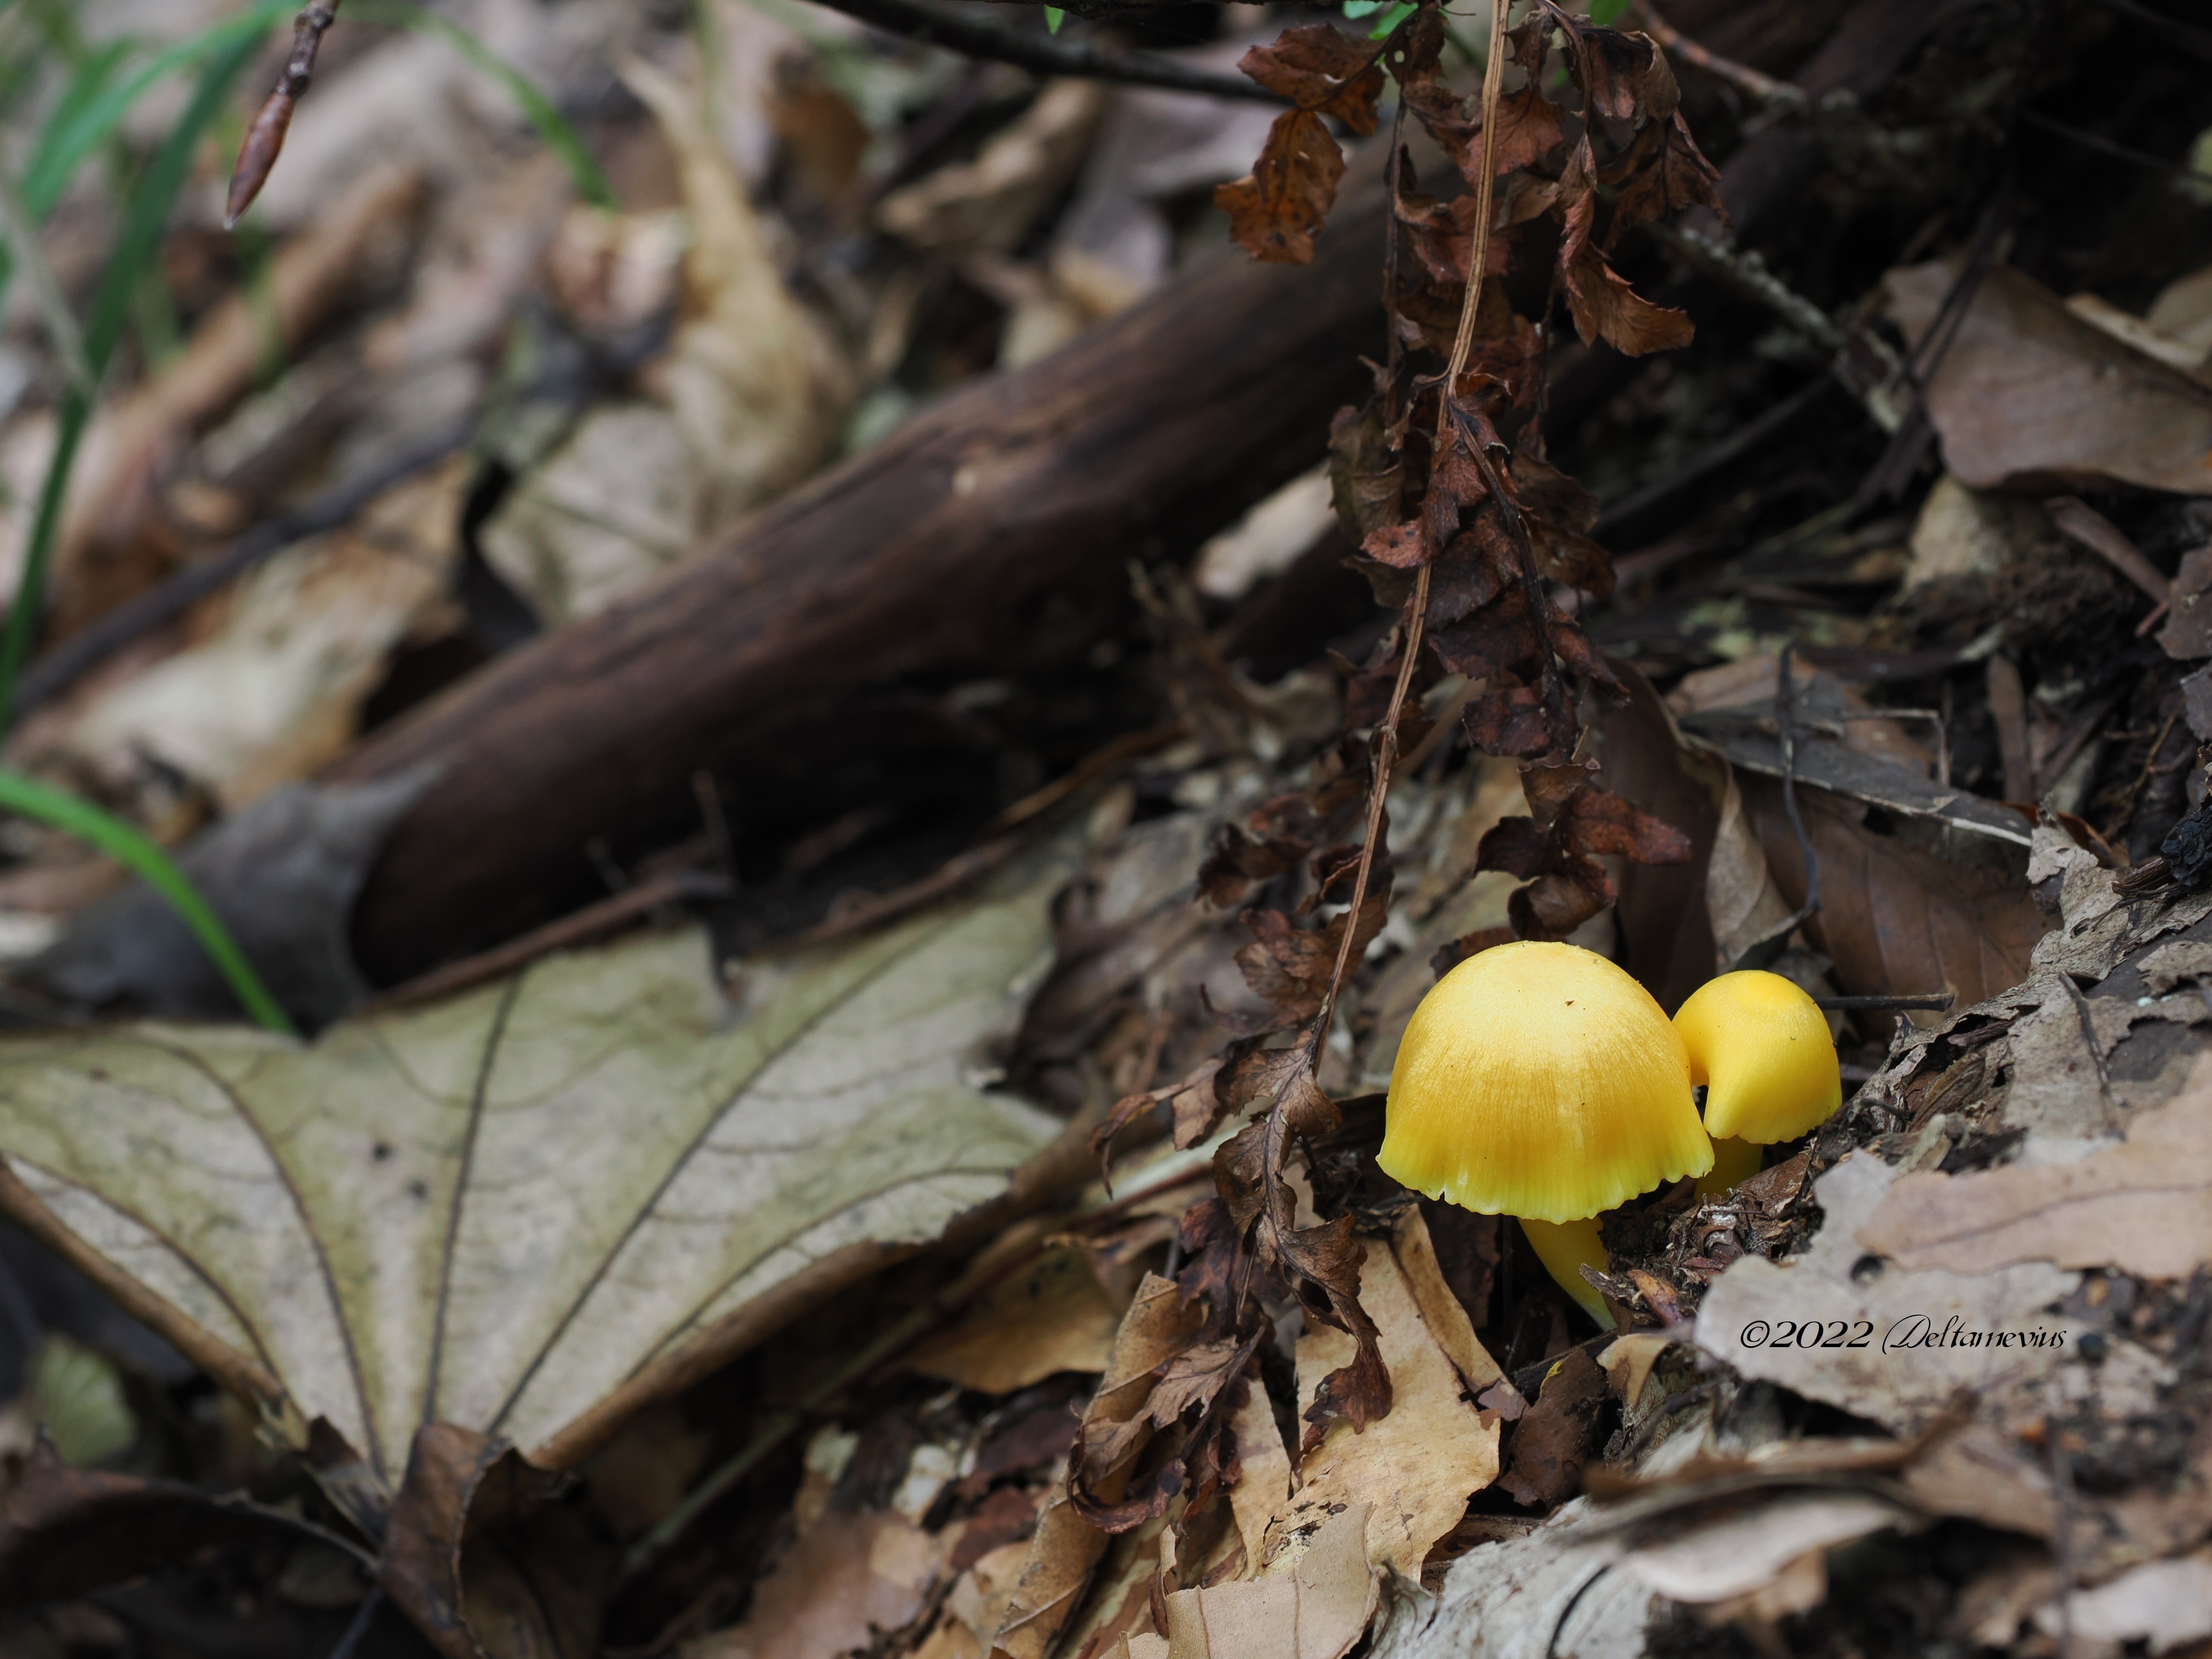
<box><xmin>1440</xmin><ymin>0</ymin><xmax>1514</xmax><ymax>396</ymax></box>
<box><xmin>1316</xmin><ymin>0</ymin><xmax>1509</xmax><ymax>1025</ymax></box>
<box><xmin>367</xmin><ymin>867</ymin><xmax>730</xmax><ymax>1011</ymax></box>
<box><xmin>2102</xmin><ymin>709</ymin><xmax>2183</xmax><ymax>842</ymax></box>
<box><xmin>1644</xmin><ymin>222</ymin><xmax>1905</xmax><ymax>431</ymax></box>
<box><xmin>326</xmin><ymin>1587</ymin><xmax>385</xmax><ymax>1659</ymax></box>
<box><xmin>1629</xmin><ymin>0</ymin><xmax>1803</xmax><ymax>107</ymax></box>
<box><xmin>2046</xmin><ymin>496</ymin><xmax>2169</xmax><ymax>622</ymax></box>
<box><xmin>11</xmin><ymin>413</ymin><xmax>473</xmax><ymax>718</ymax></box>
<box><xmin>1732</xmin><ymin>644</ymin><xmax>1820</xmax><ymax>968</ymax></box>
<box><xmin>227</xmin><ymin>3</ymin><xmax>345</xmax><ymax>227</ymax></box>
<box><xmin>800</xmin><ymin>0</ymin><xmax>1284</xmax><ymax>104</ymax></box>
<box><xmin>1319</xmin><ymin>565</ymin><xmax>1433</xmax><ymax>1028</ymax></box>
<box><xmin>1813</xmin><ymin>993</ymin><xmax>1953</xmax><ymax>1011</ymax></box>
<box><xmin>1590</xmin><ymin>375</ymin><xmax>1831</xmax><ymax>535</ymax></box>
<box><xmin>1860</xmin><ymin>175</ymin><xmax>2012</xmax><ymax>503</ymax></box>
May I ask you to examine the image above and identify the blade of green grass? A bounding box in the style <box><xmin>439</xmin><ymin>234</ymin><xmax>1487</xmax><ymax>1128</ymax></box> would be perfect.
<box><xmin>17</xmin><ymin>3</ymin><xmax>291</xmax><ymax>220</ymax></box>
<box><xmin>0</xmin><ymin>770</ymin><xmax>295</xmax><ymax>1034</ymax></box>
<box><xmin>345</xmin><ymin>2</ymin><xmax>617</xmax><ymax>207</ymax></box>
<box><xmin>0</xmin><ymin>38</ymin><xmax>283</xmax><ymax>1033</ymax></box>
<box><xmin>0</xmin><ymin>31</ymin><xmax>265</xmax><ymax>738</ymax></box>
<box><xmin>0</xmin><ymin>6</ymin><xmax>293</xmax><ymax>321</ymax></box>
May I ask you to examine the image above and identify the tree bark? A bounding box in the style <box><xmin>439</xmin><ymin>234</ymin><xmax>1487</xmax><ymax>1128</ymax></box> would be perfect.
<box><xmin>333</xmin><ymin>193</ymin><xmax>1389</xmax><ymax>979</ymax></box>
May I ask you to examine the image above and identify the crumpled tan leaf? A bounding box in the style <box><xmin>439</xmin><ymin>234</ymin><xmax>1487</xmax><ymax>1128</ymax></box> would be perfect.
<box><xmin>1860</xmin><ymin>1050</ymin><xmax>2212</xmax><ymax>1280</ymax></box>
<box><xmin>481</xmin><ymin>58</ymin><xmax>851</xmax><ymax>624</ymax></box>
<box><xmin>39</xmin><ymin>464</ymin><xmax>466</xmax><ymax>814</ymax></box>
<box><xmin>1159</xmin><ymin>1503</ymin><xmax>1375</xmax><ymax>1659</ymax></box>
<box><xmin>1618</xmin><ymin>1491</ymin><xmax>1913</xmax><ymax>1611</ymax></box>
<box><xmin>994</xmin><ymin>1272</ymin><xmax>1204</xmax><ymax>1659</ymax></box>
<box><xmin>1260</xmin><ymin>1220</ymin><xmax>1500</xmax><ymax>1582</ymax></box>
<box><xmin>905</xmin><ymin>1246</ymin><xmax>1124</xmax><ymax>1395</ymax></box>
<box><xmin>1696</xmin><ymin>1152</ymin><xmax>2082</xmax><ymax>1435</ymax></box>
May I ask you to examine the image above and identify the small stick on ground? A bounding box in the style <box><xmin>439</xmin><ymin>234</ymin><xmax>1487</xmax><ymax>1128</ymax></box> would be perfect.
<box><xmin>1631</xmin><ymin>0</ymin><xmax>1804</xmax><ymax>107</ymax></box>
<box><xmin>1815</xmin><ymin>993</ymin><xmax>1954</xmax><ymax>1011</ymax></box>
<box><xmin>1732</xmin><ymin>645</ymin><xmax>1822</xmax><ymax>968</ymax></box>
<box><xmin>802</xmin><ymin>0</ymin><xmax>1284</xmax><ymax>105</ymax></box>
<box><xmin>2046</xmin><ymin>496</ymin><xmax>2171</xmax><ymax>631</ymax></box>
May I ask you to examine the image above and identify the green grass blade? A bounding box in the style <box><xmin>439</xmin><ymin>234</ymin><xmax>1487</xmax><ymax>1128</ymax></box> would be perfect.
<box><xmin>0</xmin><ymin>31</ymin><xmax>265</xmax><ymax>739</ymax></box>
<box><xmin>0</xmin><ymin>770</ymin><xmax>296</xmax><ymax>1035</ymax></box>
<box><xmin>344</xmin><ymin>2</ymin><xmax>617</xmax><ymax>207</ymax></box>
<box><xmin>18</xmin><ymin>3</ymin><xmax>291</xmax><ymax>217</ymax></box>
<box><xmin>0</xmin><ymin>4</ymin><xmax>293</xmax><ymax>321</ymax></box>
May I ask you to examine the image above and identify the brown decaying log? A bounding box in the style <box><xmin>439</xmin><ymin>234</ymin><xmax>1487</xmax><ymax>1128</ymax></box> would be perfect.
<box><xmin>332</xmin><ymin>192</ymin><xmax>1390</xmax><ymax>980</ymax></box>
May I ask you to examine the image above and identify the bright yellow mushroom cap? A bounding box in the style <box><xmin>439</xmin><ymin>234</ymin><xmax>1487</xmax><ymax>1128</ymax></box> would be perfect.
<box><xmin>1673</xmin><ymin>969</ymin><xmax>1842</xmax><ymax>1144</ymax></box>
<box><xmin>1378</xmin><ymin>941</ymin><xmax>1713</xmax><ymax>1224</ymax></box>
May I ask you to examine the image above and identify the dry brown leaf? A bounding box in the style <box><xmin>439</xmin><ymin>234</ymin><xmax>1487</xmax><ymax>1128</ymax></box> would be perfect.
<box><xmin>1703</xmin><ymin>765</ymin><xmax>1793</xmax><ymax>973</ymax></box>
<box><xmin>1746</xmin><ymin>779</ymin><xmax>2043</xmax><ymax>1013</ymax></box>
<box><xmin>1497</xmin><ymin>1345</ymin><xmax>1607</xmax><ymax>1508</ymax></box>
<box><xmin>1597</xmin><ymin>1333</ymin><xmax>1672</xmax><ymax>1411</ymax></box>
<box><xmin>906</xmin><ymin>1247</ymin><xmax>1123</xmax><ymax>1394</ymax></box>
<box><xmin>1216</xmin><ymin>110</ymin><xmax>1349</xmax><ymax>267</ymax></box>
<box><xmin>1160</xmin><ymin>1505</ymin><xmax>1376</xmax><ymax>1659</ymax></box>
<box><xmin>40</xmin><ymin>463</ymin><xmax>466</xmax><ymax>812</ymax></box>
<box><xmin>1263</xmin><ymin>1240</ymin><xmax>1499</xmax><ymax>1580</ymax></box>
<box><xmin>1859</xmin><ymin>1050</ymin><xmax>2212</xmax><ymax>1280</ymax></box>
<box><xmin>483</xmin><ymin>58</ymin><xmax>851</xmax><ymax>625</ymax></box>
<box><xmin>879</xmin><ymin>80</ymin><xmax>1109</xmax><ymax>256</ymax></box>
<box><xmin>1902</xmin><ymin>474</ymin><xmax>2028</xmax><ymax>589</ymax></box>
<box><xmin>684</xmin><ymin>1506</ymin><xmax>947</xmax><ymax>1659</ymax></box>
<box><xmin>1886</xmin><ymin>261</ymin><xmax>2212</xmax><ymax>496</ymax></box>
<box><xmin>1388</xmin><ymin>1208</ymin><xmax>1505</xmax><ymax>1397</ymax></box>
<box><xmin>1618</xmin><ymin>1492</ymin><xmax>1912</xmax><ymax>1610</ymax></box>
<box><xmin>1900</xmin><ymin>1424</ymin><xmax>2058</xmax><ymax>1540</ymax></box>
<box><xmin>1225</xmin><ymin>1371</ymin><xmax>1290</xmax><ymax>1578</ymax></box>
<box><xmin>1601</xmin><ymin>661</ymin><xmax>1723</xmax><ymax>1012</ymax></box>
<box><xmin>2160</xmin><ymin>544</ymin><xmax>2212</xmax><ymax>661</ymax></box>
<box><xmin>994</xmin><ymin>1275</ymin><xmax>1204</xmax><ymax>1659</ymax></box>
<box><xmin>381</xmin><ymin>1425</ymin><xmax>606</xmax><ymax>1659</ymax></box>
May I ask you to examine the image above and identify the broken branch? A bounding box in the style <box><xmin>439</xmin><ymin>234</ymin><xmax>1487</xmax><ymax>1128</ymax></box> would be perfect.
<box><xmin>801</xmin><ymin>0</ymin><xmax>1286</xmax><ymax>104</ymax></box>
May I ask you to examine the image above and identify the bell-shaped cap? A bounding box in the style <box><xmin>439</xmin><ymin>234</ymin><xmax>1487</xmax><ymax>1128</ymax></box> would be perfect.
<box><xmin>1674</xmin><ymin>969</ymin><xmax>1841</xmax><ymax>1144</ymax></box>
<box><xmin>1379</xmin><ymin>941</ymin><xmax>1712</xmax><ymax>1224</ymax></box>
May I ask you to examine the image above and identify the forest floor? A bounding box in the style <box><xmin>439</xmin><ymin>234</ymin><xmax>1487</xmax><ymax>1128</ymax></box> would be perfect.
<box><xmin>0</xmin><ymin>0</ymin><xmax>2210</xmax><ymax>1656</ymax></box>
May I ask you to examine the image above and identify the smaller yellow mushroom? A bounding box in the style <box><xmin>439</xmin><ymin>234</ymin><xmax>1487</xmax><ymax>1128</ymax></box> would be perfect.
<box><xmin>1674</xmin><ymin>969</ymin><xmax>1842</xmax><ymax>1148</ymax></box>
<box><xmin>1379</xmin><ymin>941</ymin><xmax>1712</xmax><ymax>1324</ymax></box>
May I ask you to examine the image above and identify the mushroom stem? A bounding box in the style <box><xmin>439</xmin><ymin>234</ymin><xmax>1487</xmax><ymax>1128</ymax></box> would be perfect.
<box><xmin>1696</xmin><ymin>1134</ymin><xmax>1764</xmax><ymax>1199</ymax></box>
<box><xmin>1519</xmin><ymin>1215</ymin><xmax>1615</xmax><ymax>1329</ymax></box>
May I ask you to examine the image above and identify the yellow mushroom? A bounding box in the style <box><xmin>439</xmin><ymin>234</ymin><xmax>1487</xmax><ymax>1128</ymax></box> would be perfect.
<box><xmin>1674</xmin><ymin>969</ymin><xmax>1843</xmax><ymax>1148</ymax></box>
<box><xmin>1379</xmin><ymin>941</ymin><xmax>1712</xmax><ymax>1324</ymax></box>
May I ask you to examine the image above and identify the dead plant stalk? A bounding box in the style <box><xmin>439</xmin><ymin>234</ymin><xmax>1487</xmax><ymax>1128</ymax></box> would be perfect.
<box><xmin>1319</xmin><ymin>0</ymin><xmax>1511</xmax><ymax>1030</ymax></box>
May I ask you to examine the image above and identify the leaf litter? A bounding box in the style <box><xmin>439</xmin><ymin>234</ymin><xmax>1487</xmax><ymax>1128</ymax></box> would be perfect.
<box><xmin>0</xmin><ymin>2</ymin><xmax>2211</xmax><ymax>1658</ymax></box>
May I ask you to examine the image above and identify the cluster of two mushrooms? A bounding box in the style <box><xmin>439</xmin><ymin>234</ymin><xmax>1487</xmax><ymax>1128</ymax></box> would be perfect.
<box><xmin>1380</xmin><ymin>942</ymin><xmax>1842</xmax><ymax>1327</ymax></box>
